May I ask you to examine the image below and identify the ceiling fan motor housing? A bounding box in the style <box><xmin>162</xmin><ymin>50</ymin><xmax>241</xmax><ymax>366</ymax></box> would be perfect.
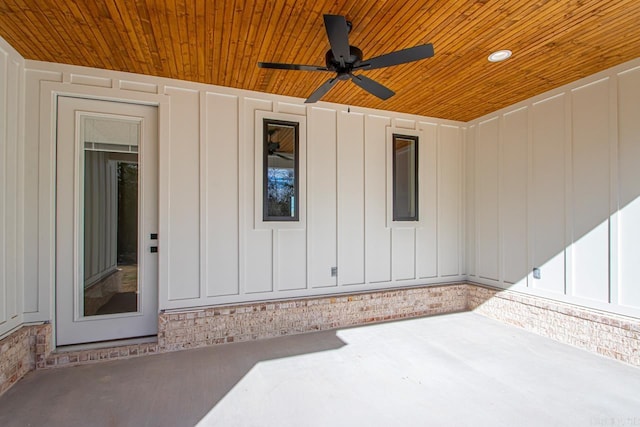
<box><xmin>325</xmin><ymin>45</ymin><xmax>363</xmax><ymax>77</ymax></box>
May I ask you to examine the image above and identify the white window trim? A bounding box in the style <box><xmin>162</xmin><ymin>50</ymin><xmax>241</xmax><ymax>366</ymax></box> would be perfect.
<box><xmin>254</xmin><ymin>110</ymin><xmax>307</xmax><ymax>230</ymax></box>
<box><xmin>386</xmin><ymin>126</ymin><xmax>423</xmax><ymax>228</ymax></box>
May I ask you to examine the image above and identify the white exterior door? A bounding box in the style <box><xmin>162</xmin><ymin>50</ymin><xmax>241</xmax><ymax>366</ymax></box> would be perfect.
<box><xmin>56</xmin><ymin>96</ymin><xmax>158</xmax><ymax>346</ymax></box>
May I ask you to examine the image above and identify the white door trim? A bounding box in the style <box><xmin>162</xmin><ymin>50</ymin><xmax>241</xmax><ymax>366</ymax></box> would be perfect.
<box><xmin>56</xmin><ymin>96</ymin><xmax>158</xmax><ymax>346</ymax></box>
<box><xmin>35</xmin><ymin>81</ymin><xmax>170</xmax><ymax>348</ymax></box>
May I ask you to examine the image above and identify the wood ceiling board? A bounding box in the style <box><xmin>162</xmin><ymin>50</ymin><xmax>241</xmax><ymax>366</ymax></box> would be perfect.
<box><xmin>1</xmin><ymin>0</ymin><xmax>639</xmax><ymax>121</ymax></box>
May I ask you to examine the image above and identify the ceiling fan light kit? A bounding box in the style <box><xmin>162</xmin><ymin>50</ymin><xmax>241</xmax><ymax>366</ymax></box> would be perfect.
<box><xmin>258</xmin><ymin>14</ymin><xmax>435</xmax><ymax>103</ymax></box>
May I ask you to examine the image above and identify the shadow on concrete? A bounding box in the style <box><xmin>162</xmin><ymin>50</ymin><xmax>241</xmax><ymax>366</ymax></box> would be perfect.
<box><xmin>0</xmin><ymin>330</ymin><xmax>346</xmax><ymax>427</ymax></box>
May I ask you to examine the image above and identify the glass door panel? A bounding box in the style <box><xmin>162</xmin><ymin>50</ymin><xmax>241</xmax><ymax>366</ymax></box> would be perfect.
<box><xmin>82</xmin><ymin>117</ymin><xmax>141</xmax><ymax>317</ymax></box>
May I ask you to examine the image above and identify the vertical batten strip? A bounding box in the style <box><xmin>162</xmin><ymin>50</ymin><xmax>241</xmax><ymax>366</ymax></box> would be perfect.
<box><xmin>158</xmin><ymin>92</ymin><xmax>172</xmax><ymax>309</ymax></box>
<box><xmin>564</xmin><ymin>90</ymin><xmax>574</xmax><ymax>298</ymax></box>
<box><xmin>608</xmin><ymin>74</ymin><xmax>620</xmax><ymax>305</ymax></box>
<box><xmin>6</xmin><ymin>58</ymin><xmax>18</xmax><ymax>319</ymax></box>
<box><xmin>434</xmin><ymin>124</ymin><xmax>442</xmax><ymax>279</ymax></box>
<box><xmin>608</xmin><ymin>75</ymin><xmax>620</xmax><ymax>305</ymax></box>
<box><xmin>526</xmin><ymin>106</ymin><xmax>534</xmax><ymax>289</ymax></box>
<box><xmin>456</xmin><ymin>126</ymin><xmax>463</xmax><ymax>277</ymax></box>
<box><xmin>15</xmin><ymin>57</ymin><xmax>25</xmax><ymax>322</ymax></box>
<box><xmin>431</xmin><ymin>123</ymin><xmax>440</xmax><ymax>279</ymax></box>
<box><xmin>497</xmin><ymin>115</ymin><xmax>504</xmax><ymax>285</ymax></box>
<box><xmin>465</xmin><ymin>125</ymin><xmax>476</xmax><ymax>278</ymax></box>
<box><xmin>0</xmin><ymin>50</ymin><xmax>7</xmax><ymax>324</ymax></box>
<box><xmin>199</xmin><ymin>91</ymin><xmax>207</xmax><ymax>300</ymax></box>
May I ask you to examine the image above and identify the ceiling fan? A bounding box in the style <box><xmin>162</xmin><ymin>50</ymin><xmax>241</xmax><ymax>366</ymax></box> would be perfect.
<box><xmin>258</xmin><ymin>14</ymin><xmax>434</xmax><ymax>103</ymax></box>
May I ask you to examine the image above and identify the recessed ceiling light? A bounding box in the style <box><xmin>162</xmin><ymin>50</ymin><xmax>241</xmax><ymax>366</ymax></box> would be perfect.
<box><xmin>488</xmin><ymin>50</ymin><xmax>512</xmax><ymax>62</ymax></box>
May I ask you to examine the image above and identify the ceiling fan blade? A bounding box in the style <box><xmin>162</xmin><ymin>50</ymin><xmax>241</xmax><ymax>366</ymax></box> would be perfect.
<box><xmin>304</xmin><ymin>77</ymin><xmax>339</xmax><ymax>103</ymax></box>
<box><xmin>351</xmin><ymin>74</ymin><xmax>395</xmax><ymax>100</ymax></box>
<box><xmin>354</xmin><ymin>43</ymin><xmax>434</xmax><ymax>71</ymax></box>
<box><xmin>323</xmin><ymin>14</ymin><xmax>351</xmax><ymax>67</ymax></box>
<box><xmin>258</xmin><ymin>62</ymin><xmax>329</xmax><ymax>72</ymax></box>
<box><xmin>275</xmin><ymin>153</ymin><xmax>294</xmax><ymax>161</ymax></box>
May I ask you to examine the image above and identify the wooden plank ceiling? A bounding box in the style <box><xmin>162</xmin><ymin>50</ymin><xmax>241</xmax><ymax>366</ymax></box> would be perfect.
<box><xmin>1</xmin><ymin>0</ymin><xmax>639</xmax><ymax>121</ymax></box>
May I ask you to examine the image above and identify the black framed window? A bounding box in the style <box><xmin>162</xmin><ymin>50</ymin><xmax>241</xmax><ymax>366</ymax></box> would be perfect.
<box><xmin>392</xmin><ymin>133</ymin><xmax>419</xmax><ymax>221</ymax></box>
<box><xmin>263</xmin><ymin>119</ymin><xmax>299</xmax><ymax>221</ymax></box>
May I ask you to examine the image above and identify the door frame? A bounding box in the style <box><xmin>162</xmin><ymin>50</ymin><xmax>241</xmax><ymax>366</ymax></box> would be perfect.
<box><xmin>36</xmin><ymin>81</ymin><xmax>170</xmax><ymax>349</ymax></box>
<box><xmin>56</xmin><ymin>97</ymin><xmax>159</xmax><ymax>345</ymax></box>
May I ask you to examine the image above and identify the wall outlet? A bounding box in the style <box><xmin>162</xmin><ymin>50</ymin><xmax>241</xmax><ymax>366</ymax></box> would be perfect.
<box><xmin>331</xmin><ymin>267</ymin><xmax>337</xmax><ymax>277</ymax></box>
<box><xmin>533</xmin><ymin>267</ymin><xmax>541</xmax><ymax>280</ymax></box>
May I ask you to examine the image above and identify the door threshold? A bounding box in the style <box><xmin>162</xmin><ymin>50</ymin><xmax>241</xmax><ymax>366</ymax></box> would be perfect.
<box><xmin>55</xmin><ymin>336</ymin><xmax>157</xmax><ymax>353</ymax></box>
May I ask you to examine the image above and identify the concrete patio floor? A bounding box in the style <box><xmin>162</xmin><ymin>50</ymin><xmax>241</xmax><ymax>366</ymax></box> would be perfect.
<box><xmin>1</xmin><ymin>312</ymin><xmax>639</xmax><ymax>427</ymax></box>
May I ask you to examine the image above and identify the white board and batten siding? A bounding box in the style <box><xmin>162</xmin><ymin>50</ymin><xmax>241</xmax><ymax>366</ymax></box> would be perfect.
<box><xmin>0</xmin><ymin>39</ymin><xmax>25</xmax><ymax>335</ymax></box>
<box><xmin>466</xmin><ymin>57</ymin><xmax>640</xmax><ymax>318</ymax></box>
<box><xmin>0</xmin><ymin>37</ymin><xmax>25</xmax><ymax>337</ymax></box>
<box><xmin>13</xmin><ymin>40</ymin><xmax>640</xmax><ymax>329</ymax></box>
<box><xmin>18</xmin><ymin>59</ymin><xmax>466</xmax><ymax>320</ymax></box>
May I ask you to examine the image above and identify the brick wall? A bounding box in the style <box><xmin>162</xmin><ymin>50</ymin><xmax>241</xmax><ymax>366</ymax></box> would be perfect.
<box><xmin>468</xmin><ymin>284</ymin><xmax>640</xmax><ymax>366</ymax></box>
<box><xmin>158</xmin><ymin>284</ymin><xmax>469</xmax><ymax>351</ymax></box>
<box><xmin>0</xmin><ymin>323</ymin><xmax>51</xmax><ymax>396</ymax></box>
<box><xmin>42</xmin><ymin>341</ymin><xmax>159</xmax><ymax>369</ymax></box>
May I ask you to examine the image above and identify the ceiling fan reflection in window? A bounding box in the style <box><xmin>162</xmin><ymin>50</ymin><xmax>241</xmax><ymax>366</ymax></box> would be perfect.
<box><xmin>267</xmin><ymin>128</ymin><xmax>293</xmax><ymax>161</ymax></box>
<box><xmin>258</xmin><ymin>14</ymin><xmax>434</xmax><ymax>103</ymax></box>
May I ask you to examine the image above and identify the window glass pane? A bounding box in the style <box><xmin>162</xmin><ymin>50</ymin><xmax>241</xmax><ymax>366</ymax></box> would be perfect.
<box><xmin>264</xmin><ymin>120</ymin><xmax>299</xmax><ymax>221</ymax></box>
<box><xmin>393</xmin><ymin>134</ymin><xmax>418</xmax><ymax>221</ymax></box>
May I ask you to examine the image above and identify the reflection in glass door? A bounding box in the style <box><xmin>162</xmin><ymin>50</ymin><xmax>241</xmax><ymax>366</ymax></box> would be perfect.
<box><xmin>82</xmin><ymin>117</ymin><xmax>140</xmax><ymax>317</ymax></box>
